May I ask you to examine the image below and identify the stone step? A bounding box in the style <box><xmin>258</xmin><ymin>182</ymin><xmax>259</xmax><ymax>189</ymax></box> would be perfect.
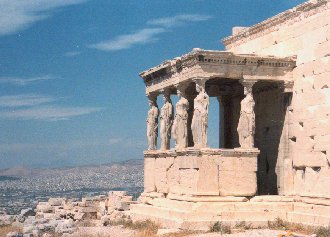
<box><xmin>130</xmin><ymin>211</ymin><xmax>182</xmax><ymax>229</ymax></box>
<box><xmin>148</xmin><ymin>198</ymin><xmax>195</xmax><ymax>212</ymax></box>
<box><xmin>130</xmin><ymin>203</ymin><xmax>288</xmax><ymax>222</ymax></box>
<box><xmin>287</xmin><ymin>212</ymin><xmax>330</xmax><ymax>226</ymax></box>
<box><xmin>219</xmin><ymin>210</ymin><xmax>287</xmax><ymax>222</ymax></box>
<box><xmin>180</xmin><ymin>220</ymin><xmax>271</xmax><ymax>231</ymax></box>
<box><xmin>130</xmin><ymin>204</ymin><xmax>187</xmax><ymax>220</ymax></box>
<box><xmin>193</xmin><ymin>202</ymin><xmax>293</xmax><ymax>213</ymax></box>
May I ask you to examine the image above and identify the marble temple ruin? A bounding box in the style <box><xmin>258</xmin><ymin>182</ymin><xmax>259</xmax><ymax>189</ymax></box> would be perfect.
<box><xmin>130</xmin><ymin>0</ymin><xmax>330</xmax><ymax>230</ymax></box>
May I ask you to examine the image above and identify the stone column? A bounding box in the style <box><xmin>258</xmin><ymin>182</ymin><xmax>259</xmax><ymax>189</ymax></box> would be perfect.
<box><xmin>191</xmin><ymin>79</ymin><xmax>209</xmax><ymax>148</ymax></box>
<box><xmin>146</xmin><ymin>94</ymin><xmax>159</xmax><ymax>150</ymax></box>
<box><xmin>171</xmin><ymin>84</ymin><xmax>189</xmax><ymax>150</ymax></box>
<box><xmin>159</xmin><ymin>90</ymin><xmax>174</xmax><ymax>150</ymax></box>
<box><xmin>237</xmin><ymin>80</ymin><xmax>257</xmax><ymax>149</ymax></box>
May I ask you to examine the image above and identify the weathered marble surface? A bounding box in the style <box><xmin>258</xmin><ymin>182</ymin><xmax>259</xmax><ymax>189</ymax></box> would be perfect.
<box><xmin>237</xmin><ymin>81</ymin><xmax>255</xmax><ymax>149</ymax></box>
<box><xmin>191</xmin><ymin>81</ymin><xmax>209</xmax><ymax>148</ymax></box>
<box><xmin>146</xmin><ymin>97</ymin><xmax>159</xmax><ymax>150</ymax></box>
<box><xmin>172</xmin><ymin>88</ymin><xmax>189</xmax><ymax>150</ymax></box>
<box><xmin>160</xmin><ymin>93</ymin><xmax>173</xmax><ymax>150</ymax></box>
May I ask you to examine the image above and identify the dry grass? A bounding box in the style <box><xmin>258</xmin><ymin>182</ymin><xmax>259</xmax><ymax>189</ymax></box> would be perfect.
<box><xmin>316</xmin><ymin>226</ymin><xmax>330</xmax><ymax>237</ymax></box>
<box><xmin>163</xmin><ymin>230</ymin><xmax>200</xmax><ymax>237</ymax></box>
<box><xmin>0</xmin><ymin>225</ymin><xmax>22</xmax><ymax>236</ymax></box>
<box><xmin>210</xmin><ymin>221</ymin><xmax>231</xmax><ymax>234</ymax></box>
<box><xmin>109</xmin><ymin>218</ymin><xmax>159</xmax><ymax>237</ymax></box>
<box><xmin>234</xmin><ymin>221</ymin><xmax>253</xmax><ymax>230</ymax></box>
<box><xmin>268</xmin><ymin>218</ymin><xmax>330</xmax><ymax>237</ymax></box>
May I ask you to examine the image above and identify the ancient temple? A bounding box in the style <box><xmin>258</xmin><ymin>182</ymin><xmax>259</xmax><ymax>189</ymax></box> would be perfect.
<box><xmin>130</xmin><ymin>0</ymin><xmax>330</xmax><ymax>229</ymax></box>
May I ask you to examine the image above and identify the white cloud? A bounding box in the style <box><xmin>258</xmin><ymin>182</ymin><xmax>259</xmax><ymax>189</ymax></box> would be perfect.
<box><xmin>90</xmin><ymin>13</ymin><xmax>212</xmax><ymax>52</ymax></box>
<box><xmin>0</xmin><ymin>0</ymin><xmax>87</xmax><ymax>36</ymax></box>
<box><xmin>0</xmin><ymin>94</ymin><xmax>56</xmax><ymax>107</ymax></box>
<box><xmin>0</xmin><ymin>106</ymin><xmax>103</xmax><ymax>121</ymax></box>
<box><xmin>89</xmin><ymin>28</ymin><xmax>166</xmax><ymax>51</ymax></box>
<box><xmin>147</xmin><ymin>14</ymin><xmax>212</xmax><ymax>28</ymax></box>
<box><xmin>64</xmin><ymin>51</ymin><xmax>81</xmax><ymax>57</ymax></box>
<box><xmin>0</xmin><ymin>75</ymin><xmax>56</xmax><ymax>86</ymax></box>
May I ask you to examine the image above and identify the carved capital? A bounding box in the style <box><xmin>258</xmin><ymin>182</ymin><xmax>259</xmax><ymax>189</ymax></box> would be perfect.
<box><xmin>147</xmin><ymin>93</ymin><xmax>158</xmax><ymax>105</ymax></box>
<box><xmin>174</xmin><ymin>83</ymin><xmax>189</xmax><ymax>97</ymax></box>
<box><xmin>160</xmin><ymin>88</ymin><xmax>172</xmax><ymax>99</ymax></box>
<box><xmin>283</xmin><ymin>80</ymin><xmax>294</xmax><ymax>93</ymax></box>
<box><xmin>239</xmin><ymin>79</ymin><xmax>257</xmax><ymax>95</ymax></box>
<box><xmin>193</xmin><ymin>78</ymin><xmax>207</xmax><ymax>89</ymax></box>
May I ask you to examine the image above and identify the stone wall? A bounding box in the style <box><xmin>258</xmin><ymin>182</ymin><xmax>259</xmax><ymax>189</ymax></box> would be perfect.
<box><xmin>224</xmin><ymin>1</ymin><xmax>330</xmax><ymax>198</ymax></box>
<box><xmin>144</xmin><ymin>149</ymin><xmax>259</xmax><ymax>197</ymax></box>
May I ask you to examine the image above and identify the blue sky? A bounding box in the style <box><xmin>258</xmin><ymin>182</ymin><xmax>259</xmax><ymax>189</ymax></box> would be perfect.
<box><xmin>0</xmin><ymin>0</ymin><xmax>305</xmax><ymax>168</ymax></box>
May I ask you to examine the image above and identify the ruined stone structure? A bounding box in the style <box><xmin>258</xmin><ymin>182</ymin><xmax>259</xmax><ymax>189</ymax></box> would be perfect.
<box><xmin>130</xmin><ymin>0</ymin><xmax>330</xmax><ymax>230</ymax></box>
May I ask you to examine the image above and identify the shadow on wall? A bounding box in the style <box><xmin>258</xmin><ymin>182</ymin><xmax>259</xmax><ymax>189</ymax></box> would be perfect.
<box><xmin>254</xmin><ymin>81</ymin><xmax>290</xmax><ymax>195</ymax></box>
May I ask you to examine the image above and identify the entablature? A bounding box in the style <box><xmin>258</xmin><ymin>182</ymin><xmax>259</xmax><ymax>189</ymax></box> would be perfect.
<box><xmin>139</xmin><ymin>49</ymin><xmax>296</xmax><ymax>95</ymax></box>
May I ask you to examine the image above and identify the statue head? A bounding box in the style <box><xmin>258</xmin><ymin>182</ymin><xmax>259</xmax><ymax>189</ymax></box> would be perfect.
<box><xmin>163</xmin><ymin>93</ymin><xmax>171</xmax><ymax>103</ymax></box>
<box><xmin>176</xmin><ymin>85</ymin><xmax>186</xmax><ymax>99</ymax></box>
<box><xmin>244</xmin><ymin>86</ymin><xmax>253</xmax><ymax>96</ymax></box>
<box><xmin>147</xmin><ymin>95</ymin><xmax>157</xmax><ymax>107</ymax></box>
<box><xmin>195</xmin><ymin>79</ymin><xmax>206</xmax><ymax>94</ymax></box>
<box><xmin>177</xmin><ymin>89</ymin><xmax>182</xmax><ymax>99</ymax></box>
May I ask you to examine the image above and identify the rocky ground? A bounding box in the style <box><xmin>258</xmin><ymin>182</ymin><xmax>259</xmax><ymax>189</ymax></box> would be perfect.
<box><xmin>0</xmin><ymin>191</ymin><xmax>327</xmax><ymax>237</ymax></box>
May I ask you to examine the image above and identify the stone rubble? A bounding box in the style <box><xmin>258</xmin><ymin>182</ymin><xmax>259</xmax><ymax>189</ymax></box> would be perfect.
<box><xmin>1</xmin><ymin>191</ymin><xmax>136</xmax><ymax>237</ymax></box>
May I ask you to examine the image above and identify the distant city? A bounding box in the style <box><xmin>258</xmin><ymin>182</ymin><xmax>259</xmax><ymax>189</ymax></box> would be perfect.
<box><xmin>0</xmin><ymin>160</ymin><xmax>143</xmax><ymax>214</ymax></box>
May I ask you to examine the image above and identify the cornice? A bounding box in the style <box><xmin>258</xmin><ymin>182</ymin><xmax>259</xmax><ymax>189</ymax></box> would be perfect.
<box><xmin>222</xmin><ymin>0</ymin><xmax>329</xmax><ymax>48</ymax></box>
<box><xmin>139</xmin><ymin>49</ymin><xmax>296</xmax><ymax>87</ymax></box>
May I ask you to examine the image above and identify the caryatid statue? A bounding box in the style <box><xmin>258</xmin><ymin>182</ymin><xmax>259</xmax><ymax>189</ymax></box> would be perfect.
<box><xmin>159</xmin><ymin>92</ymin><xmax>174</xmax><ymax>150</ymax></box>
<box><xmin>191</xmin><ymin>80</ymin><xmax>209</xmax><ymax>148</ymax></box>
<box><xmin>171</xmin><ymin>86</ymin><xmax>189</xmax><ymax>150</ymax></box>
<box><xmin>146</xmin><ymin>95</ymin><xmax>159</xmax><ymax>150</ymax></box>
<box><xmin>237</xmin><ymin>81</ymin><xmax>256</xmax><ymax>148</ymax></box>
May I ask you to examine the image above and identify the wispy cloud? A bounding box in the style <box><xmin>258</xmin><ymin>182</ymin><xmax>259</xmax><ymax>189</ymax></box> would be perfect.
<box><xmin>0</xmin><ymin>0</ymin><xmax>88</xmax><ymax>36</ymax></box>
<box><xmin>89</xmin><ymin>28</ymin><xmax>165</xmax><ymax>51</ymax></box>
<box><xmin>0</xmin><ymin>94</ymin><xmax>57</xmax><ymax>107</ymax></box>
<box><xmin>147</xmin><ymin>14</ymin><xmax>212</xmax><ymax>28</ymax></box>
<box><xmin>0</xmin><ymin>138</ymin><xmax>122</xmax><ymax>152</ymax></box>
<box><xmin>0</xmin><ymin>75</ymin><xmax>56</xmax><ymax>86</ymax></box>
<box><xmin>0</xmin><ymin>106</ymin><xmax>103</xmax><ymax>121</ymax></box>
<box><xmin>64</xmin><ymin>51</ymin><xmax>81</xmax><ymax>57</ymax></box>
<box><xmin>90</xmin><ymin>13</ymin><xmax>212</xmax><ymax>52</ymax></box>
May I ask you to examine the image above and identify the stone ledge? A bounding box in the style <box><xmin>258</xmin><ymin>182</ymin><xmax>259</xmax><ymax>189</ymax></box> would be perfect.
<box><xmin>130</xmin><ymin>196</ymin><xmax>330</xmax><ymax>230</ymax></box>
<box><xmin>250</xmin><ymin>195</ymin><xmax>295</xmax><ymax>202</ymax></box>
<box><xmin>144</xmin><ymin>148</ymin><xmax>260</xmax><ymax>158</ymax></box>
<box><xmin>167</xmin><ymin>193</ymin><xmax>249</xmax><ymax>202</ymax></box>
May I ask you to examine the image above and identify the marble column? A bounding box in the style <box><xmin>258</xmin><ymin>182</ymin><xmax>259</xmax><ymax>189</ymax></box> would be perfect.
<box><xmin>159</xmin><ymin>90</ymin><xmax>174</xmax><ymax>150</ymax></box>
<box><xmin>237</xmin><ymin>80</ymin><xmax>257</xmax><ymax>149</ymax></box>
<box><xmin>171</xmin><ymin>85</ymin><xmax>189</xmax><ymax>150</ymax></box>
<box><xmin>191</xmin><ymin>79</ymin><xmax>209</xmax><ymax>148</ymax></box>
<box><xmin>146</xmin><ymin>94</ymin><xmax>159</xmax><ymax>150</ymax></box>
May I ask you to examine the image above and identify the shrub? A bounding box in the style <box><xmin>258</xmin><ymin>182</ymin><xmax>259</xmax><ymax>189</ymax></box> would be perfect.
<box><xmin>210</xmin><ymin>221</ymin><xmax>231</xmax><ymax>234</ymax></box>
<box><xmin>316</xmin><ymin>226</ymin><xmax>330</xmax><ymax>237</ymax></box>
<box><xmin>234</xmin><ymin>221</ymin><xmax>252</xmax><ymax>230</ymax></box>
<box><xmin>268</xmin><ymin>218</ymin><xmax>290</xmax><ymax>230</ymax></box>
